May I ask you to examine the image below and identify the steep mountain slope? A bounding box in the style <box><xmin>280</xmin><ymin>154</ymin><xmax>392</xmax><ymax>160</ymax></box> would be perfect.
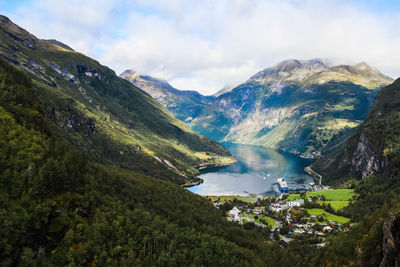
<box><xmin>120</xmin><ymin>70</ymin><xmax>214</xmax><ymax>121</ymax></box>
<box><xmin>312</xmin><ymin>78</ymin><xmax>400</xmax><ymax>183</ymax></box>
<box><xmin>0</xmin><ymin>15</ymin><xmax>233</xmax><ymax>185</ymax></box>
<box><xmin>0</xmin><ymin>58</ymin><xmax>273</xmax><ymax>266</ymax></box>
<box><xmin>189</xmin><ymin>59</ymin><xmax>393</xmax><ymax>158</ymax></box>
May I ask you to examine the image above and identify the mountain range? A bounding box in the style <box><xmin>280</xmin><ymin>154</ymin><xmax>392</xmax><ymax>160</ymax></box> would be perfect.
<box><xmin>121</xmin><ymin>59</ymin><xmax>393</xmax><ymax>158</ymax></box>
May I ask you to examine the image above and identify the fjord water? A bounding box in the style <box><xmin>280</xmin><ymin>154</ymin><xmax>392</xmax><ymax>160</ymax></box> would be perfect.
<box><xmin>188</xmin><ymin>143</ymin><xmax>314</xmax><ymax>196</ymax></box>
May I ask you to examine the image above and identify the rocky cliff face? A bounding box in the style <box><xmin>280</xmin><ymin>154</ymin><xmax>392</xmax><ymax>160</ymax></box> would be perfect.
<box><xmin>351</xmin><ymin>132</ymin><xmax>381</xmax><ymax>178</ymax></box>
<box><xmin>313</xmin><ymin>78</ymin><xmax>400</xmax><ymax>182</ymax></box>
<box><xmin>380</xmin><ymin>213</ymin><xmax>400</xmax><ymax>267</ymax></box>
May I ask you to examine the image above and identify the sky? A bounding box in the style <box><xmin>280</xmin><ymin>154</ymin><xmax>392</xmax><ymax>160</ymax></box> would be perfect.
<box><xmin>1</xmin><ymin>0</ymin><xmax>400</xmax><ymax>95</ymax></box>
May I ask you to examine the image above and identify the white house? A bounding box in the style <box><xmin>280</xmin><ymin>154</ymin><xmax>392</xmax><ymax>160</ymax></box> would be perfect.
<box><xmin>269</xmin><ymin>202</ymin><xmax>290</xmax><ymax>212</ymax></box>
<box><xmin>288</xmin><ymin>199</ymin><xmax>305</xmax><ymax>207</ymax></box>
<box><xmin>323</xmin><ymin>226</ymin><xmax>333</xmax><ymax>232</ymax></box>
<box><xmin>227</xmin><ymin>207</ymin><xmax>241</xmax><ymax>222</ymax></box>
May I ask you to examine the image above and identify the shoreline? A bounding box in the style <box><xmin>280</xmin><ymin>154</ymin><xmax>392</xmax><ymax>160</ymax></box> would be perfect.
<box><xmin>194</xmin><ymin>158</ymin><xmax>236</xmax><ymax>173</ymax></box>
<box><xmin>182</xmin><ymin>179</ymin><xmax>203</xmax><ymax>188</ymax></box>
<box><xmin>183</xmin><ymin>156</ymin><xmax>236</xmax><ymax>188</ymax></box>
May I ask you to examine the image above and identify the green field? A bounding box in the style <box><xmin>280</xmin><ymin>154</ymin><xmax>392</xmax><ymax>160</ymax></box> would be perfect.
<box><xmin>246</xmin><ymin>214</ymin><xmax>276</xmax><ymax>227</ymax></box>
<box><xmin>287</xmin><ymin>189</ymin><xmax>355</xmax><ymax>201</ymax></box>
<box><xmin>208</xmin><ymin>195</ymin><xmax>260</xmax><ymax>203</ymax></box>
<box><xmin>319</xmin><ymin>201</ymin><xmax>350</xmax><ymax>211</ymax></box>
<box><xmin>306</xmin><ymin>208</ymin><xmax>350</xmax><ymax>224</ymax></box>
<box><xmin>287</xmin><ymin>189</ymin><xmax>354</xmax><ymax>211</ymax></box>
<box><xmin>263</xmin><ymin>216</ymin><xmax>277</xmax><ymax>228</ymax></box>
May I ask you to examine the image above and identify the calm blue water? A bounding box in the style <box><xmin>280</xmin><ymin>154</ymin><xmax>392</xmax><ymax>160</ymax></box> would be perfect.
<box><xmin>188</xmin><ymin>143</ymin><xmax>314</xmax><ymax>196</ymax></box>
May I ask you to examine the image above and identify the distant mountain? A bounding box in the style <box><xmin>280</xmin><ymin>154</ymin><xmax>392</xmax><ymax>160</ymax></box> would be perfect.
<box><xmin>0</xmin><ymin>15</ymin><xmax>233</xmax><ymax>185</ymax></box>
<box><xmin>312</xmin><ymin>78</ymin><xmax>400</xmax><ymax>183</ymax></box>
<box><xmin>188</xmin><ymin>59</ymin><xmax>393</xmax><ymax>158</ymax></box>
<box><xmin>120</xmin><ymin>70</ymin><xmax>214</xmax><ymax>121</ymax></box>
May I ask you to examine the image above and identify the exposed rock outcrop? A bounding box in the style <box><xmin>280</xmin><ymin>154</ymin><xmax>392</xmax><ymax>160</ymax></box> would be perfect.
<box><xmin>352</xmin><ymin>132</ymin><xmax>380</xmax><ymax>179</ymax></box>
<box><xmin>380</xmin><ymin>213</ymin><xmax>400</xmax><ymax>267</ymax></box>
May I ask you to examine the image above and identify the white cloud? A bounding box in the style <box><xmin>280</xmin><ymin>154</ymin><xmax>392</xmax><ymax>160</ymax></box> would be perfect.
<box><xmin>3</xmin><ymin>0</ymin><xmax>400</xmax><ymax>94</ymax></box>
<box><xmin>7</xmin><ymin>0</ymin><xmax>123</xmax><ymax>56</ymax></box>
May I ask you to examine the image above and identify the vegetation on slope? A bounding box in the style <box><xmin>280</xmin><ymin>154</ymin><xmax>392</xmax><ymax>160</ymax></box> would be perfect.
<box><xmin>0</xmin><ymin>15</ymin><xmax>233</xmax><ymax>185</ymax></box>
<box><xmin>120</xmin><ymin>60</ymin><xmax>392</xmax><ymax>159</ymax></box>
<box><xmin>316</xmin><ymin>176</ymin><xmax>400</xmax><ymax>266</ymax></box>
<box><xmin>188</xmin><ymin>60</ymin><xmax>392</xmax><ymax>158</ymax></box>
<box><xmin>1</xmin><ymin>14</ymin><xmax>400</xmax><ymax>267</ymax></box>
<box><xmin>0</xmin><ymin>57</ymin><xmax>267</xmax><ymax>266</ymax></box>
<box><xmin>312</xmin><ymin>78</ymin><xmax>400</xmax><ymax>183</ymax></box>
<box><xmin>1</xmin><ymin>57</ymin><xmax>399</xmax><ymax>266</ymax></box>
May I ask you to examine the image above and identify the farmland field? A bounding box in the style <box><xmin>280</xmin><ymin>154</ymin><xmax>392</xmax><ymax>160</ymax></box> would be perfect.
<box><xmin>319</xmin><ymin>201</ymin><xmax>350</xmax><ymax>211</ymax></box>
<box><xmin>287</xmin><ymin>189</ymin><xmax>355</xmax><ymax>201</ymax></box>
<box><xmin>246</xmin><ymin>214</ymin><xmax>276</xmax><ymax>227</ymax></box>
<box><xmin>306</xmin><ymin>208</ymin><xmax>350</xmax><ymax>224</ymax></box>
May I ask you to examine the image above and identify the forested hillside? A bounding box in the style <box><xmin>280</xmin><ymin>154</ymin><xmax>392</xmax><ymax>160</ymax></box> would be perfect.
<box><xmin>0</xmin><ymin>57</ymin><xmax>270</xmax><ymax>266</ymax></box>
<box><xmin>312</xmin><ymin>78</ymin><xmax>400</xmax><ymax>183</ymax></box>
<box><xmin>0</xmin><ymin>15</ymin><xmax>233</xmax><ymax>185</ymax></box>
<box><xmin>310</xmin><ymin>78</ymin><xmax>400</xmax><ymax>265</ymax></box>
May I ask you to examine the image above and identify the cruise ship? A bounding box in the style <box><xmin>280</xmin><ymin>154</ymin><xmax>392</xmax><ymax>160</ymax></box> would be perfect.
<box><xmin>277</xmin><ymin>177</ymin><xmax>288</xmax><ymax>193</ymax></box>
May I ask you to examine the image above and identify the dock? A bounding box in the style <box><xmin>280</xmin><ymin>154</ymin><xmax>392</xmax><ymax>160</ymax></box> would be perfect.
<box><xmin>304</xmin><ymin>166</ymin><xmax>322</xmax><ymax>185</ymax></box>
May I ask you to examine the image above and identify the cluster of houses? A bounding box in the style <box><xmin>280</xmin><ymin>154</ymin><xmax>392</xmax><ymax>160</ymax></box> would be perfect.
<box><xmin>226</xmin><ymin>206</ymin><xmax>267</xmax><ymax>223</ymax></box>
<box><xmin>286</xmin><ymin>222</ymin><xmax>336</xmax><ymax>237</ymax></box>
<box><xmin>225</xmin><ymin>198</ymin><xmax>306</xmax><ymax>224</ymax></box>
<box><xmin>218</xmin><ymin>193</ymin><xmax>350</xmax><ymax>247</ymax></box>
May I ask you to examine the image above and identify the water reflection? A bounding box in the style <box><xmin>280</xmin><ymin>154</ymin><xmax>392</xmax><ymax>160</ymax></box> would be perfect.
<box><xmin>188</xmin><ymin>143</ymin><xmax>313</xmax><ymax>196</ymax></box>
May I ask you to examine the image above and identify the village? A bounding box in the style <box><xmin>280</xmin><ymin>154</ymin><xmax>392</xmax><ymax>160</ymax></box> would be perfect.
<box><xmin>209</xmin><ymin>186</ymin><xmax>354</xmax><ymax>246</ymax></box>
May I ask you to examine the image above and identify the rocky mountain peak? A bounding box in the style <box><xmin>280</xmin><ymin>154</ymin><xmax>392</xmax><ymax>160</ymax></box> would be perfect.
<box><xmin>120</xmin><ymin>70</ymin><xmax>170</xmax><ymax>88</ymax></box>
<box><xmin>352</xmin><ymin>62</ymin><xmax>387</xmax><ymax>77</ymax></box>
<box><xmin>246</xmin><ymin>58</ymin><xmax>392</xmax><ymax>89</ymax></box>
<box><xmin>249</xmin><ymin>58</ymin><xmax>329</xmax><ymax>82</ymax></box>
<box><xmin>120</xmin><ymin>69</ymin><xmax>140</xmax><ymax>78</ymax></box>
